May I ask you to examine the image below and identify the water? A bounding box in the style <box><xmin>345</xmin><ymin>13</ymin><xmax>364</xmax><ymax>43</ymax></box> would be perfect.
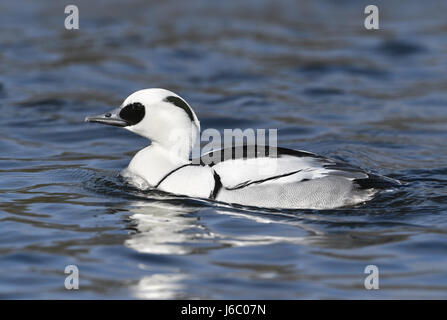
<box><xmin>1</xmin><ymin>0</ymin><xmax>446</xmax><ymax>299</ymax></box>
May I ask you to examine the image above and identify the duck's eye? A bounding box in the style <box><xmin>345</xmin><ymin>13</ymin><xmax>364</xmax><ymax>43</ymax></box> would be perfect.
<box><xmin>119</xmin><ymin>102</ymin><xmax>145</xmax><ymax>125</ymax></box>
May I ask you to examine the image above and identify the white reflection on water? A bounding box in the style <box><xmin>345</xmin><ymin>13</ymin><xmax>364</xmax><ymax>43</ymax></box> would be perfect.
<box><xmin>126</xmin><ymin>200</ymin><xmax>319</xmax><ymax>299</ymax></box>
<box><xmin>133</xmin><ymin>273</ymin><xmax>188</xmax><ymax>299</ymax></box>
<box><xmin>124</xmin><ymin>200</ymin><xmax>421</xmax><ymax>299</ymax></box>
<box><xmin>124</xmin><ymin>200</ymin><xmax>322</xmax><ymax>255</ymax></box>
<box><xmin>124</xmin><ymin>201</ymin><xmax>208</xmax><ymax>255</ymax></box>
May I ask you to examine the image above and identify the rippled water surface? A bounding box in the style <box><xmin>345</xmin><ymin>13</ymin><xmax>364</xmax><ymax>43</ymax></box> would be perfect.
<box><xmin>1</xmin><ymin>0</ymin><xmax>447</xmax><ymax>299</ymax></box>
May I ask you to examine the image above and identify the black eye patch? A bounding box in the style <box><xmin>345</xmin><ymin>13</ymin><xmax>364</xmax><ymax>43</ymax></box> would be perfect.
<box><xmin>119</xmin><ymin>102</ymin><xmax>145</xmax><ymax>126</ymax></box>
<box><xmin>164</xmin><ymin>96</ymin><xmax>194</xmax><ymax>122</ymax></box>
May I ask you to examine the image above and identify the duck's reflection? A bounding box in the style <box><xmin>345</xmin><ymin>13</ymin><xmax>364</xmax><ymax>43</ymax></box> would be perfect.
<box><xmin>124</xmin><ymin>200</ymin><xmax>315</xmax><ymax>255</ymax></box>
<box><xmin>125</xmin><ymin>201</ymin><xmax>414</xmax><ymax>299</ymax></box>
<box><xmin>125</xmin><ymin>200</ymin><xmax>208</xmax><ymax>255</ymax></box>
<box><xmin>125</xmin><ymin>200</ymin><xmax>313</xmax><ymax>299</ymax></box>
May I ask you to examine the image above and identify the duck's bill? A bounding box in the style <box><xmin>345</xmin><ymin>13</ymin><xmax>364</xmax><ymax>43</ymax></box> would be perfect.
<box><xmin>84</xmin><ymin>112</ymin><xmax>130</xmax><ymax>127</ymax></box>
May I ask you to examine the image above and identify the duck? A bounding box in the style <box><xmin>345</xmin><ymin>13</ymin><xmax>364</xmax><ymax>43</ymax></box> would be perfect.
<box><xmin>85</xmin><ymin>88</ymin><xmax>399</xmax><ymax>209</ymax></box>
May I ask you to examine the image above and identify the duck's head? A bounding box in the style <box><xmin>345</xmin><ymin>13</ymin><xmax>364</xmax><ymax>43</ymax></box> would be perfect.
<box><xmin>85</xmin><ymin>88</ymin><xmax>200</xmax><ymax>159</ymax></box>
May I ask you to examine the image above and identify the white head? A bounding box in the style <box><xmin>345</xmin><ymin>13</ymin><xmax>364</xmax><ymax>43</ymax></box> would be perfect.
<box><xmin>85</xmin><ymin>88</ymin><xmax>200</xmax><ymax>160</ymax></box>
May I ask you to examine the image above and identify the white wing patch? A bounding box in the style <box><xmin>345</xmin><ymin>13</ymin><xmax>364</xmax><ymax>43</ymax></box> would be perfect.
<box><xmin>212</xmin><ymin>155</ymin><xmax>338</xmax><ymax>189</ymax></box>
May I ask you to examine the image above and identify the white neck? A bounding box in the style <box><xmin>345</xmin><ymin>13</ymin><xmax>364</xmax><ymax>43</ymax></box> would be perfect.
<box><xmin>160</xmin><ymin>136</ymin><xmax>193</xmax><ymax>161</ymax></box>
<box><xmin>126</xmin><ymin>143</ymin><xmax>191</xmax><ymax>187</ymax></box>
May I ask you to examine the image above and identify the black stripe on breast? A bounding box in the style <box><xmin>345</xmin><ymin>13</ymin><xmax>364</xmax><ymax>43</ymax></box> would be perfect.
<box><xmin>210</xmin><ymin>170</ymin><xmax>222</xmax><ymax>199</ymax></box>
<box><xmin>154</xmin><ymin>164</ymin><xmax>191</xmax><ymax>188</ymax></box>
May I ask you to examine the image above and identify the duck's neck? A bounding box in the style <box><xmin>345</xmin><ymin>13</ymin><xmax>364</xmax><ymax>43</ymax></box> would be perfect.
<box><xmin>127</xmin><ymin>142</ymin><xmax>191</xmax><ymax>187</ymax></box>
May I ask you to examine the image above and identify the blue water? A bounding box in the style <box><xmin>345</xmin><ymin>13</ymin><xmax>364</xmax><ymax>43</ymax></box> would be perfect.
<box><xmin>1</xmin><ymin>0</ymin><xmax>447</xmax><ymax>299</ymax></box>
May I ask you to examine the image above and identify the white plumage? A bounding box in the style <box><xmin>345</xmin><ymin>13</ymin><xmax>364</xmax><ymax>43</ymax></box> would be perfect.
<box><xmin>86</xmin><ymin>88</ymin><xmax>399</xmax><ymax>209</ymax></box>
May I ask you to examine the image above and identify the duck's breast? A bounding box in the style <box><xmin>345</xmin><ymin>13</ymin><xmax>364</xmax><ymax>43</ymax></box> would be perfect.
<box><xmin>157</xmin><ymin>164</ymin><xmax>216</xmax><ymax>199</ymax></box>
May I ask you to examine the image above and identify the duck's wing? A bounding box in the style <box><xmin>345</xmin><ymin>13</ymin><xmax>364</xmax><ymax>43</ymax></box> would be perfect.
<box><xmin>193</xmin><ymin>145</ymin><xmax>398</xmax><ymax>190</ymax></box>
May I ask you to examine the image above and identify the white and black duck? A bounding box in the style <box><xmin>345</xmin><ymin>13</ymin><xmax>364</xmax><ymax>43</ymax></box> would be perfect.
<box><xmin>85</xmin><ymin>88</ymin><xmax>399</xmax><ymax>209</ymax></box>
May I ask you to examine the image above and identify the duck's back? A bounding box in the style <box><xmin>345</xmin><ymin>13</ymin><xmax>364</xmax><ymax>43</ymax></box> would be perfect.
<box><xmin>195</xmin><ymin>145</ymin><xmax>399</xmax><ymax>209</ymax></box>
